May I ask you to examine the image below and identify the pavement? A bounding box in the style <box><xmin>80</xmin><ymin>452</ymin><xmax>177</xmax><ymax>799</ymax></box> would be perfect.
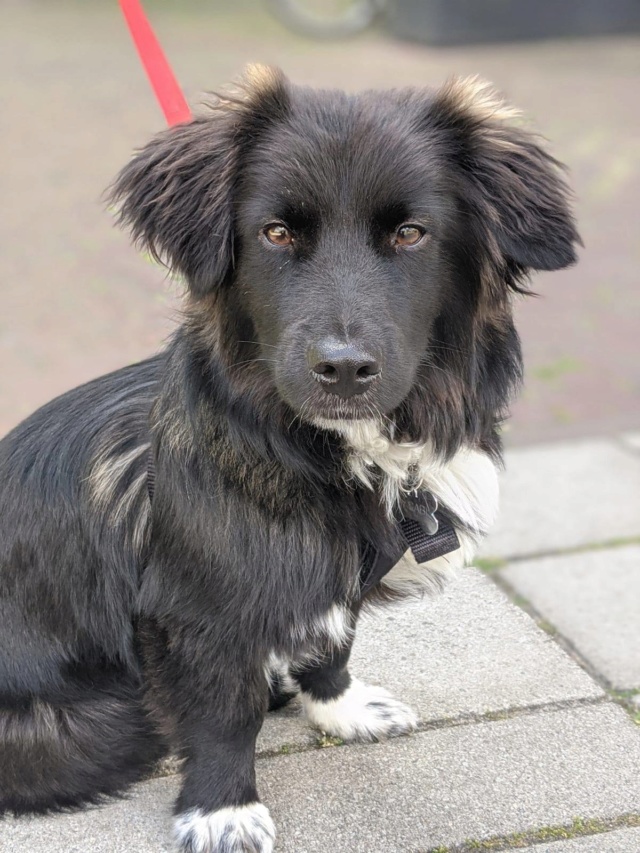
<box><xmin>5</xmin><ymin>433</ymin><xmax>640</xmax><ymax>850</ymax></box>
<box><xmin>2</xmin><ymin>3</ymin><xmax>640</xmax><ymax>852</ymax></box>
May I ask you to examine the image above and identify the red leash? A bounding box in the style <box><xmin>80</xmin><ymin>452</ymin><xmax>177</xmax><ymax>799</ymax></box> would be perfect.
<box><xmin>118</xmin><ymin>0</ymin><xmax>192</xmax><ymax>127</ymax></box>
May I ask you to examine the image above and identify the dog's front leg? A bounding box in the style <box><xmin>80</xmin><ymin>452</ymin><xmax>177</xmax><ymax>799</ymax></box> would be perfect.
<box><xmin>141</xmin><ymin>618</ymin><xmax>274</xmax><ymax>853</ymax></box>
<box><xmin>292</xmin><ymin>631</ymin><xmax>418</xmax><ymax>744</ymax></box>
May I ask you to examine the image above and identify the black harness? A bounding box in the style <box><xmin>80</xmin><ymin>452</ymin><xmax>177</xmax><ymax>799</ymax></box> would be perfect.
<box><xmin>358</xmin><ymin>489</ymin><xmax>459</xmax><ymax>595</ymax></box>
<box><xmin>146</xmin><ymin>455</ymin><xmax>459</xmax><ymax>597</ymax></box>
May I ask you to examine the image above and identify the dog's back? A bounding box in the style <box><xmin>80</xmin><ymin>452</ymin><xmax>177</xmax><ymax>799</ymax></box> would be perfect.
<box><xmin>0</xmin><ymin>356</ymin><xmax>165</xmax><ymax>813</ymax></box>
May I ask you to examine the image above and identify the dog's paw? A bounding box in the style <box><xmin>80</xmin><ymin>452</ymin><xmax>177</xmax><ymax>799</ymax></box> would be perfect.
<box><xmin>174</xmin><ymin>803</ymin><xmax>275</xmax><ymax>853</ymax></box>
<box><xmin>301</xmin><ymin>678</ymin><xmax>418</xmax><ymax>743</ymax></box>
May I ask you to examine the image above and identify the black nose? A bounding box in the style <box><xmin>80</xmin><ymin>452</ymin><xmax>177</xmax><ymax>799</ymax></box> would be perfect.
<box><xmin>308</xmin><ymin>338</ymin><xmax>381</xmax><ymax>398</ymax></box>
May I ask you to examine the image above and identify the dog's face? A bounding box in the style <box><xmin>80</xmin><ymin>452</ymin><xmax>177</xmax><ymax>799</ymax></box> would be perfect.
<box><xmin>234</xmin><ymin>92</ymin><xmax>458</xmax><ymax>420</ymax></box>
<box><xmin>113</xmin><ymin>68</ymin><xmax>579</xmax><ymax>432</ymax></box>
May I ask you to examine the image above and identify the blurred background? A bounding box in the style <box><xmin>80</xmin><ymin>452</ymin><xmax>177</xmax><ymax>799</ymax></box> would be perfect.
<box><xmin>1</xmin><ymin>0</ymin><xmax>639</xmax><ymax>445</ymax></box>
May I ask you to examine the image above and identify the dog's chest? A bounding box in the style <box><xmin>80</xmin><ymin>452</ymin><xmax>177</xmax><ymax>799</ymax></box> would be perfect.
<box><xmin>335</xmin><ymin>421</ymin><xmax>500</xmax><ymax>533</ymax></box>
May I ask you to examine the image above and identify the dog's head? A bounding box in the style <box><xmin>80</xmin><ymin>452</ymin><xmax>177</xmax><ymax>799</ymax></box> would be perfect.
<box><xmin>111</xmin><ymin>67</ymin><xmax>579</xmax><ymax>446</ymax></box>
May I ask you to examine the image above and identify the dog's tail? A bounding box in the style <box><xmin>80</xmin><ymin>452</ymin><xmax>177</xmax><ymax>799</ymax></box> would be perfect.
<box><xmin>0</xmin><ymin>674</ymin><xmax>166</xmax><ymax>815</ymax></box>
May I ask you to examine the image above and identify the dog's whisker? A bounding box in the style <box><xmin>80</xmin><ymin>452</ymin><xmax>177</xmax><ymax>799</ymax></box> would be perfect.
<box><xmin>427</xmin><ymin>339</ymin><xmax>468</xmax><ymax>355</ymax></box>
<box><xmin>230</xmin><ymin>358</ymin><xmax>277</xmax><ymax>369</ymax></box>
<box><xmin>419</xmin><ymin>356</ymin><xmax>450</xmax><ymax>376</ymax></box>
<box><xmin>288</xmin><ymin>395</ymin><xmax>313</xmax><ymax>431</ymax></box>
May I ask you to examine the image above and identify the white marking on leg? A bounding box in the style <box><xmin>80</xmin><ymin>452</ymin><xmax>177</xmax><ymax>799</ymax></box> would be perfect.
<box><xmin>301</xmin><ymin>678</ymin><xmax>417</xmax><ymax>743</ymax></box>
<box><xmin>310</xmin><ymin>603</ymin><xmax>354</xmax><ymax>648</ymax></box>
<box><xmin>263</xmin><ymin>651</ymin><xmax>298</xmax><ymax>696</ymax></box>
<box><xmin>174</xmin><ymin>804</ymin><xmax>275</xmax><ymax>853</ymax></box>
<box><xmin>288</xmin><ymin>603</ymin><xmax>354</xmax><ymax>653</ymax></box>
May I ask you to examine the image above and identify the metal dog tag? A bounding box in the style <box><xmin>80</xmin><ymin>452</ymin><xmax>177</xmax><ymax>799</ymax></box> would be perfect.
<box><xmin>401</xmin><ymin>490</ymin><xmax>439</xmax><ymax>536</ymax></box>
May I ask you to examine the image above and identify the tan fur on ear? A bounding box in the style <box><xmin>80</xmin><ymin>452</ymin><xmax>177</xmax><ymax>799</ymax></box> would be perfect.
<box><xmin>434</xmin><ymin>76</ymin><xmax>524</xmax><ymax>155</ymax></box>
<box><xmin>429</xmin><ymin>74</ymin><xmax>579</xmax><ymax>273</ymax></box>
<box><xmin>437</xmin><ymin>75</ymin><xmax>521</xmax><ymax>127</ymax></box>
<box><xmin>200</xmin><ymin>64</ymin><xmax>287</xmax><ymax>114</ymax></box>
<box><xmin>242</xmin><ymin>63</ymin><xmax>287</xmax><ymax>96</ymax></box>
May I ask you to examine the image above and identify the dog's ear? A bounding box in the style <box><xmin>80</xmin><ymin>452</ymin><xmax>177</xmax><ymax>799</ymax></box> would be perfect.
<box><xmin>108</xmin><ymin>65</ymin><xmax>289</xmax><ymax>299</ymax></box>
<box><xmin>428</xmin><ymin>77</ymin><xmax>580</xmax><ymax>272</ymax></box>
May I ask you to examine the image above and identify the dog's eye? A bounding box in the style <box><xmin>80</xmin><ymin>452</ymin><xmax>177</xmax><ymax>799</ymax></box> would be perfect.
<box><xmin>263</xmin><ymin>223</ymin><xmax>293</xmax><ymax>247</ymax></box>
<box><xmin>394</xmin><ymin>224</ymin><xmax>426</xmax><ymax>248</ymax></box>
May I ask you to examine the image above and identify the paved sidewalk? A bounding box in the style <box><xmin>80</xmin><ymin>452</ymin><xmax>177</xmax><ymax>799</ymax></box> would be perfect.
<box><xmin>5</xmin><ymin>434</ymin><xmax>640</xmax><ymax>852</ymax></box>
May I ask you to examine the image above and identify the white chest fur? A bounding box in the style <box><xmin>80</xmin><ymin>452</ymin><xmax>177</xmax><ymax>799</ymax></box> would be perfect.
<box><xmin>318</xmin><ymin>419</ymin><xmax>500</xmax><ymax>596</ymax></box>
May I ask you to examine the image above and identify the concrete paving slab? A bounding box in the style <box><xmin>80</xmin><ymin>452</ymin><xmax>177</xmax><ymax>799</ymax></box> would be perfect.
<box><xmin>257</xmin><ymin>701</ymin><xmax>316</xmax><ymax>757</ymax></box>
<box><xmin>483</xmin><ymin>440</ymin><xmax>640</xmax><ymax>559</ymax></box>
<box><xmin>541</xmin><ymin>827</ymin><xmax>640</xmax><ymax>852</ymax></box>
<box><xmin>259</xmin><ymin>704</ymin><xmax>640</xmax><ymax>852</ymax></box>
<box><xmin>3</xmin><ymin>777</ymin><xmax>176</xmax><ymax>853</ymax></box>
<box><xmin>621</xmin><ymin>432</ymin><xmax>640</xmax><ymax>453</ymax></box>
<box><xmin>501</xmin><ymin>546</ymin><xmax>640</xmax><ymax>689</ymax></box>
<box><xmin>349</xmin><ymin>570</ymin><xmax>601</xmax><ymax>719</ymax></box>
<box><xmin>6</xmin><ymin>704</ymin><xmax>640</xmax><ymax>853</ymax></box>
<box><xmin>255</xmin><ymin>570</ymin><xmax>601</xmax><ymax>757</ymax></box>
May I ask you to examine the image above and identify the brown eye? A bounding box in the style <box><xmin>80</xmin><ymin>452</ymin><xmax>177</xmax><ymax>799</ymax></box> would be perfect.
<box><xmin>394</xmin><ymin>224</ymin><xmax>426</xmax><ymax>248</ymax></box>
<box><xmin>263</xmin><ymin>223</ymin><xmax>293</xmax><ymax>247</ymax></box>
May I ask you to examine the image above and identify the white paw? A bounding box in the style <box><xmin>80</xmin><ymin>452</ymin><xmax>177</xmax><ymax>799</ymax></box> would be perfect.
<box><xmin>174</xmin><ymin>803</ymin><xmax>275</xmax><ymax>853</ymax></box>
<box><xmin>301</xmin><ymin>678</ymin><xmax>418</xmax><ymax>743</ymax></box>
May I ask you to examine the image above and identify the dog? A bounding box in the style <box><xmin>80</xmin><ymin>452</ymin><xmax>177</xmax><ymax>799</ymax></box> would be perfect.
<box><xmin>0</xmin><ymin>66</ymin><xmax>578</xmax><ymax>852</ymax></box>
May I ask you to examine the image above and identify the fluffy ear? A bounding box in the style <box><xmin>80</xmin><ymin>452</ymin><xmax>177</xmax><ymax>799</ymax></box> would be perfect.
<box><xmin>108</xmin><ymin>65</ymin><xmax>289</xmax><ymax>299</ymax></box>
<box><xmin>429</xmin><ymin>77</ymin><xmax>581</xmax><ymax>272</ymax></box>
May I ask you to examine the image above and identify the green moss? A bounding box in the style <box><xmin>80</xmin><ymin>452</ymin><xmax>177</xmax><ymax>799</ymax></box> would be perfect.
<box><xmin>530</xmin><ymin>537</ymin><xmax>640</xmax><ymax>562</ymax></box>
<box><xmin>474</xmin><ymin>557</ymin><xmax>507</xmax><ymax>573</ymax></box>
<box><xmin>591</xmin><ymin>536</ymin><xmax>640</xmax><ymax>551</ymax></box>
<box><xmin>606</xmin><ymin>688</ymin><xmax>640</xmax><ymax>725</ymax></box>
<box><xmin>536</xmin><ymin>618</ymin><xmax>558</xmax><ymax>636</ymax></box>
<box><xmin>481</xmin><ymin>710</ymin><xmax>511</xmax><ymax>723</ymax></box>
<box><xmin>609</xmin><ymin>688</ymin><xmax>640</xmax><ymax>701</ymax></box>
<box><xmin>509</xmin><ymin>593</ymin><xmax>529</xmax><ymax>609</ymax></box>
<box><xmin>316</xmin><ymin>734</ymin><xmax>344</xmax><ymax>749</ymax></box>
<box><xmin>428</xmin><ymin>814</ymin><xmax>640</xmax><ymax>852</ymax></box>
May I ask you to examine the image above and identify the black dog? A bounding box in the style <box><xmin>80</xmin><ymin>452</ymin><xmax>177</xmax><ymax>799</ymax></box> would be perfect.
<box><xmin>0</xmin><ymin>67</ymin><xmax>578</xmax><ymax>851</ymax></box>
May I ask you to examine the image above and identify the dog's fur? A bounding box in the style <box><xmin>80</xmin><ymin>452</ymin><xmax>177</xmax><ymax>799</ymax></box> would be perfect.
<box><xmin>0</xmin><ymin>68</ymin><xmax>579</xmax><ymax>851</ymax></box>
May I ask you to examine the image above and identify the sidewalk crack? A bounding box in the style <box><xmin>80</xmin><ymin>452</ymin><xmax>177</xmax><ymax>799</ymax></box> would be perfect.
<box><xmin>423</xmin><ymin>813</ymin><xmax>640</xmax><ymax>852</ymax></box>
